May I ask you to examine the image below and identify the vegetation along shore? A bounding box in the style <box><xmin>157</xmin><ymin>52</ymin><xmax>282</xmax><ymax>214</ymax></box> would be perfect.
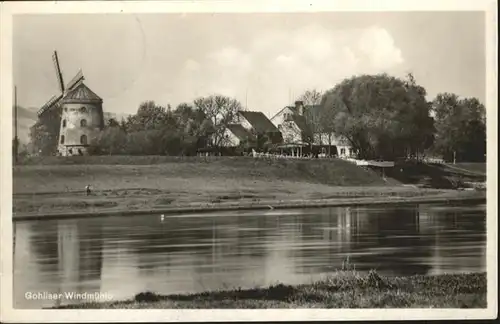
<box><xmin>53</xmin><ymin>271</ymin><xmax>486</xmax><ymax>309</ymax></box>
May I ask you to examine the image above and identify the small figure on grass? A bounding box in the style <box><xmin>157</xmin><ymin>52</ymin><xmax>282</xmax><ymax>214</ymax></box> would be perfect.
<box><xmin>85</xmin><ymin>184</ymin><xmax>92</xmax><ymax>196</ymax></box>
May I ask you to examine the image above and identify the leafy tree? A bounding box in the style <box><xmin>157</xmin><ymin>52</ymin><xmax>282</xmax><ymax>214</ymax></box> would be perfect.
<box><xmin>432</xmin><ymin>93</ymin><xmax>486</xmax><ymax>162</ymax></box>
<box><xmin>107</xmin><ymin>118</ymin><xmax>120</xmax><ymax>128</ymax></box>
<box><xmin>320</xmin><ymin>73</ymin><xmax>435</xmax><ymax>160</ymax></box>
<box><xmin>296</xmin><ymin>89</ymin><xmax>324</xmax><ymax>145</ymax></box>
<box><xmin>89</xmin><ymin>126</ymin><xmax>127</xmax><ymax>155</ymax></box>
<box><xmin>124</xmin><ymin>130</ymin><xmax>162</xmax><ymax>155</ymax></box>
<box><xmin>173</xmin><ymin>103</ymin><xmax>212</xmax><ymax>154</ymax></box>
<box><xmin>316</xmin><ymin>102</ymin><xmax>341</xmax><ymax>154</ymax></box>
<box><xmin>29</xmin><ymin>114</ymin><xmax>60</xmax><ymax>156</ymax></box>
<box><xmin>193</xmin><ymin>95</ymin><xmax>242</xmax><ymax>148</ymax></box>
<box><xmin>124</xmin><ymin>101</ymin><xmax>169</xmax><ymax>132</ymax></box>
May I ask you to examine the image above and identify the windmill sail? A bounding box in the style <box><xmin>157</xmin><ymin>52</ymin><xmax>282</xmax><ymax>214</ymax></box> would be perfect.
<box><xmin>52</xmin><ymin>51</ymin><xmax>65</xmax><ymax>94</ymax></box>
<box><xmin>37</xmin><ymin>94</ymin><xmax>63</xmax><ymax>118</ymax></box>
<box><xmin>38</xmin><ymin>51</ymin><xmax>86</xmax><ymax>118</ymax></box>
<box><xmin>65</xmin><ymin>69</ymin><xmax>85</xmax><ymax>92</ymax></box>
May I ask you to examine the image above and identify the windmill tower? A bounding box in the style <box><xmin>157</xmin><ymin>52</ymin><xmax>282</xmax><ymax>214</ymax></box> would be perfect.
<box><xmin>37</xmin><ymin>51</ymin><xmax>104</xmax><ymax>156</ymax></box>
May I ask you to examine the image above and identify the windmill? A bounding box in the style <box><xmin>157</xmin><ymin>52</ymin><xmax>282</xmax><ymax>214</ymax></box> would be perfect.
<box><xmin>36</xmin><ymin>51</ymin><xmax>104</xmax><ymax>156</ymax></box>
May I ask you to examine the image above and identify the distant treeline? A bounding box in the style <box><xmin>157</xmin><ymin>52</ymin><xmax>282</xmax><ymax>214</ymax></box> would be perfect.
<box><xmin>26</xmin><ymin>73</ymin><xmax>486</xmax><ymax>162</ymax></box>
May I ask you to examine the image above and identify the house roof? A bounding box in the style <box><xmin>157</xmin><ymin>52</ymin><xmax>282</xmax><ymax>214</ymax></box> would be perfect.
<box><xmin>271</xmin><ymin>104</ymin><xmax>322</xmax><ymax>121</ymax></box>
<box><xmin>227</xmin><ymin>124</ymin><xmax>253</xmax><ymax>141</ymax></box>
<box><xmin>62</xmin><ymin>82</ymin><xmax>102</xmax><ymax>103</ymax></box>
<box><xmin>289</xmin><ymin>114</ymin><xmax>312</xmax><ymax>135</ymax></box>
<box><xmin>239</xmin><ymin>111</ymin><xmax>279</xmax><ymax>133</ymax></box>
<box><xmin>270</xmin><ymin>105</ymin><xmax>297</xmax><ymax>121</ymax></box>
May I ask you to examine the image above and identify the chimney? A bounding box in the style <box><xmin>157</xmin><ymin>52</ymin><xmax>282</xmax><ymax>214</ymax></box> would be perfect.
<box><xmin>295</xmin><ymin>100</ymin><xmax>304</xmax><ymax>115</ymax></box>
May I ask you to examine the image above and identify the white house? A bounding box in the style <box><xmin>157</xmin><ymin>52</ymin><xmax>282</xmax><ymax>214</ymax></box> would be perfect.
<box><xmin>270</xmin><ymin>102</ymin><xmax>303</xmax><ymax>129</ymax></box>
<box><xmin>271</xmin><ymin>100</ymin><xmax>356</xmax><ymax>158</ymax></box>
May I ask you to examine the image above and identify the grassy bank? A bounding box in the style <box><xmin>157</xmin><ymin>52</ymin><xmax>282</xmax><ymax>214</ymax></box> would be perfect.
<box><xmin>13</xmin><ymin>156</ymin><xmax>486</xmax><ymax>218</ymax></box>
<box><xmin>54</xmin><ymin>271</ymin><xmax>487</xmax><ymax>309</ymax></box>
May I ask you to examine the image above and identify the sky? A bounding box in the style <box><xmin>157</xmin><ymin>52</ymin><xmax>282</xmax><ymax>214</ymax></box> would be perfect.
<box><xmin>13</xmin><ymin>11</ymin><xmax>486</xmax><ymax>118</ymax></box>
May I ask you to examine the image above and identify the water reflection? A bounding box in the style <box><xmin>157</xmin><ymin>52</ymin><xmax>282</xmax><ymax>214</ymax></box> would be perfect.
<box><xmin>13</xmin><ymin>203</ymin><xmax>486</xmax><ymax>308</ymax></box>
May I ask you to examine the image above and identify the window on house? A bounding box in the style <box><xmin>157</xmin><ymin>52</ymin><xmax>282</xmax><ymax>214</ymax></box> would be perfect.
<box><xmin>60</xmin><ymin>135</ymin><xmax>65</xmax><ymax>144</ymax></box>
<box><xmin>62</xmin><ymin>120</ymin><xmax>67</xmax><ymax>128</ymax></box>
<box><xmin>80</xmin><ymin>106</ymin><xmax>87</xmax><ymax>113</ymax></box>
<box><xmin>341</xmin><ymin>148</ymin><xmax>346</xmax><ymax>155</ymax></box>
<box><xmin>69</xmin><ymin>149</ymin><xmax>73</xmax><ymax>155</ymax></box>
<box><xmin>64</xmin><ymin>107</ymin><xmax>68</xmax><ymax>112</ymax></box>
<box><xmin>80</xmin><ymin>119</ymin><xmax>87</xmax><ymax>127</ymax></box>
<box><xmin>80</xmin><ymin>135</ymin><xmax>88</xmax><ymax>145</ymax></box>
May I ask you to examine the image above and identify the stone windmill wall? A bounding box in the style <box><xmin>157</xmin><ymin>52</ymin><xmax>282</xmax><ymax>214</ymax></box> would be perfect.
<box><xmin>57</xmin><ymin>82</ymin><xmax>104</xmax><ymax>156</ymax></box>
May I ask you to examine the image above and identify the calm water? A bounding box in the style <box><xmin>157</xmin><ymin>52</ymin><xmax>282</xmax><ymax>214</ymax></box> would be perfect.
<box><xmin>13</xmin><ymin>203</ymin><xmax>486</xmax><ymax>309</ymax></box>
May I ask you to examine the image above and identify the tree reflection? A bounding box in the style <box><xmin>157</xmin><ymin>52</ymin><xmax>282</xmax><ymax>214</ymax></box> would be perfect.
<box><xmin>347</xmin><ymin>205</ymin><xmax>434</xmax><ymax>276</ymax></box>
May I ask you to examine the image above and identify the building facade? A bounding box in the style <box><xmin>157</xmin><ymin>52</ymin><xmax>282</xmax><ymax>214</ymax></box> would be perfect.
<box><xmin>57</xmin><ymin>82</ymin><xmax>104</xmax><ymax>156</ymax></box>
<box><xmin>271</xmin><ymin>100</ymin><xmax>356</xmax><ymax>158</ymax></box>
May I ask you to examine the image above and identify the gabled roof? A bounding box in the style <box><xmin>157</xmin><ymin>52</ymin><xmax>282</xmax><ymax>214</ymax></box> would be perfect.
<box><xmin>289</xmin><ymin>114</ymin><xmax>312</xmax><ymax>135</ymax></box>
<box><xmin>270</xmin><ymin>105</ymin><xmax>297</xmax><ymax>121</ymax></box>
<box><xmin>62</xmin><ymin>82</ymin><xmax>102</xmax><ymax>102</ymax></box>
<box><xmin>239</xmin><ymin>111</ymin><xmax>279</xmax><ymax>133</ymax></box>
<box><xmin>227</xmin><ymin>124</ymin><xmax>253</xmax><ymax>141</ymax></box>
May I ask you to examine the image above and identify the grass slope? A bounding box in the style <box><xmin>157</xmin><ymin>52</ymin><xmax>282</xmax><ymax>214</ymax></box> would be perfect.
<box><xmin>54</xmin><ymin>271</ymin><xmax>486</xmax><ymax>309</ymax></box>
<box><xmin>384</xmin><ymin>161</ymin><xmax>486</xmax><ymax>188</ymax></box>
<box><xmin>15</xmin><ymin>155</ymin><xmax>390</xmax><ymax>188</ymax></box>
<box><xmin>14</xmin><ymin>156</ymin><xmax>475</xmax><ymax>216</ymax></box>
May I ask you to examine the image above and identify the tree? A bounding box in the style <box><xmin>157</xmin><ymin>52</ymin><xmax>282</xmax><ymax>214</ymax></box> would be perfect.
<box><xmin>298</xmin><ymin>89</ymin><xmax>323</xmax><ymax>106</ymax></box>
<box><xmin>432</xmin><ymin>93</ymin><xmax>486</xmax><ymax>162</ymax></box>
<box><xmin>89</xmin><ymin>126</ymin><xmax>127</xmax><ymax>155</ymax></box>
<box><xmin>173</xmin><ymin>103</ymin><xmax>212</xmax><ymax>155</ymax></box>
<box><xmin>296</xmin><ymin>89</ymin><xmax>324</xmax><ymax>146</ymax></box>
<box><xmin>107</xmin><ymin>118</ymin><xmax>120</xmax><ymax>128</ymax></box>
<box><xmin>317</xmin><ymin>103</ymin><xmax>341</xmax><ymax>155</ymax></box>
<box><xmin>123</xmin><ymin>101</ymin><xmax>169</xmax><ymax>133</ymax></box>
<box><xmin>29</xmin><ymin>117</ymin><xmax>59</xmax><ymax>156</ymax></box>
<box><xmin>193</xmin><ymin>95</ymin><xmax>242</xmax><ymax>148</ymax></box>
<box><xmin>320</xmin><ymin>73</ymin><xmax>435</xmax><ymax>160</ymax></box>
<box><xmin>399</xmin><ymin>73</ymin><xmax>436</xmax><ymax>159</ymax></box>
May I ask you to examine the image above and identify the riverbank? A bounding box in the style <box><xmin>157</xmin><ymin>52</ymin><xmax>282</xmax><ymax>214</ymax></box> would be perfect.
<box><xmin>53</xmin><ymin>271</ymin><xmax>487</xmax><ymax>309</ymax></box>
<box><xmin>13</xmin><ymin>190</ymin><xmax>485</xmax><ymax>221</ymax></box>
<box><xmin>13</xmin><ymin>156</ymin><xmax>486</xmax><ymax>220</ymax></box>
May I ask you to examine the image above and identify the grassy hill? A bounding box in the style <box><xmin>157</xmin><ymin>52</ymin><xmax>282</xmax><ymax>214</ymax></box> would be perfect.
<box><xmin>15</xmin><ymin>155</ymin><xmax>391</xmax><ymax>189</ymax></box>
<box><xmin>16</xmin><ymin>156</ymin><xmax>452</xmax><ymax>216</ymax></box>
<box><xmin>14</xmin><ymin>156</ymin><xmax>483</xmax><ymax>217</ymax></box>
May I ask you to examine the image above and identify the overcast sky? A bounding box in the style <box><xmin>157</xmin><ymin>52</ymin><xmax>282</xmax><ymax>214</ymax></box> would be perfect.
<box><xmin>14</xmin><ymin>12</ymin><xmax>485</xmax><ymax>117</ymax></box>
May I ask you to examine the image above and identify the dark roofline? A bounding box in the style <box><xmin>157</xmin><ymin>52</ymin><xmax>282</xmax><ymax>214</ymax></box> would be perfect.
<box><xmin>62</xmin><ymin>82</ymin><xmax>103</xmax><ymax>103</ymax></box>
<box><xmin>239</xmin><ymin>110</ymin><xmax>279</xmax><ymax>133</ymax></box>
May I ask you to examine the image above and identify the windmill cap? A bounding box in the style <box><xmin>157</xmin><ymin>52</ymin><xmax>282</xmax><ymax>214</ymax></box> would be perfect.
<box><xmin>62</xmin><ymin>82</ymin><xmax>102</xmax><ymax>103</ymax></box>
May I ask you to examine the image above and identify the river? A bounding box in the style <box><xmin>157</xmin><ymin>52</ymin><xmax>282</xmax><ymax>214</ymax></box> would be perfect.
<box><xmin>13</xmin><ymin>202</ymin><xmax>486</xmax><ymax>308</ymax></box>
